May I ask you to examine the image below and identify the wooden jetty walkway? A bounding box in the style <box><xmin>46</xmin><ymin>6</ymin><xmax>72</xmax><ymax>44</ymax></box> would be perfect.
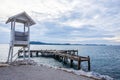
<box><xmin>17</xmin><ymin>49</ymin><xmax>91</xmax><ymax>71</ymax></box>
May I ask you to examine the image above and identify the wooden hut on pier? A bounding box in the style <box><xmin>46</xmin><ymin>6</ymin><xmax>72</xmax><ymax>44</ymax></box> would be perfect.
<box><xmin>6</xmin><ymin>12</ymin><xmax>35</xmax><ymax>63</ymax></box>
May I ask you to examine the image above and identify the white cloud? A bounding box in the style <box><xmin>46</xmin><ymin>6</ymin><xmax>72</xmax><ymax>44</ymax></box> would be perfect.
<box><xmin>0</xmin><ymin>0</ymin><xmax>120</xmax><ymax>44</ymax></box>
<box><xmin>0</xmin><ymin>0</ymin><xmax>75</xmax><ymax>22</ymax></box>
<box><xmin>104</xmin><ymin>35</ymin><xmax>120</xmax><ymax>43</ymax></box>
<box><xmin>61</xmin><ymin>19</ymin><xmax>84</xmax><ymax>28</ymax></box>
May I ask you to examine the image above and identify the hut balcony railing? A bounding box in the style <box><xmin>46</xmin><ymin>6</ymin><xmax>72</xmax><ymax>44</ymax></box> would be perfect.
<box><xmin>14</xmin><ymin>31</ymin><xmax>28</xmax><ymax>41</ymax></box>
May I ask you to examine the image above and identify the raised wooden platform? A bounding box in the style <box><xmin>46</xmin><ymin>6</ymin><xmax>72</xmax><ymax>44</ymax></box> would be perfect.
<box><xmin>18</xmin><ymin>50</ymin><xmax>91</xmax><ymax>71</ymax></box>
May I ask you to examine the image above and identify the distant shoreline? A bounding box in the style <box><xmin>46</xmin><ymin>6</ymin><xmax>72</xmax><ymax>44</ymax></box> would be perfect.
<box><xmin>0</xmin><ymin>42</ymin><xmax>119</xmax><ymax>46</ymax></box>
<box><xmin>30</xmin><ymin>41</ymin><xmax>119</xmax><ymax>46</ymax></box>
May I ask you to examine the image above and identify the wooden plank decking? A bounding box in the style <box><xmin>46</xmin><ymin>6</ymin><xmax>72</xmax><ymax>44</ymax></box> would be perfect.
<box><xmin>17</xmin><ymin>50</ymin><xmax>91</xmax><ymax>71</ymax></box>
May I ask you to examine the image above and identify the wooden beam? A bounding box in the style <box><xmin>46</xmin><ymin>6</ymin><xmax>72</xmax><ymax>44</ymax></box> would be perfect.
<box><xmin>23</xmin><ymin>47</ymin><xmax>25</xmax><ymax>60</ymax></box>
<box><xmin>28</xmin><ymin>24</ymin><xmax>30</xmax><ymax>61</ymax></box>
<box><xmin>7</xmin><ymin>46</ymin><xmax>12</xmax><ymax>63</ymax></box>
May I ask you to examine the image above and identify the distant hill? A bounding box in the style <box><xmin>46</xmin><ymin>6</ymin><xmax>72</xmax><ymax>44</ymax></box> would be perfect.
<box><xmin>30</xmin><ymin>41</ymin><xmax>107</xmax><ymax>46</ymax></box>
<box><xmin>30</xmin><ymin>41</ymin><xmax>46</xmax><ymax>44</ymax></box>
<box><xmin>30</xmin><ymin>41</ymin><xmax>71</xmax><ymax>45</ymax></box>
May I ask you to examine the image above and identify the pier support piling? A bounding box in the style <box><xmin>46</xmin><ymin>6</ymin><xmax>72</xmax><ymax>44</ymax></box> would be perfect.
<box><xmin>30</xmin><ymin>52</ymin><xmax>33</xmax><ymax>57</ymax></box>
<box><xmin>70</xmin><ymin>59</ymin><xmax>73</xmax><ymax>67</ymax></box>
<box><xmin>88</xmin><ymin>56</ymin><xmax>91</xmax><ymax>71</ymax></box>
<box><xmin>36</xmin><ymin>52</ymin><xmax>39</xmax><ymax>57</ymax></box>
<box><xmin>78</xmin><ymin>58</ymin><xmax>81</xmax><ymax>70</ymax></box>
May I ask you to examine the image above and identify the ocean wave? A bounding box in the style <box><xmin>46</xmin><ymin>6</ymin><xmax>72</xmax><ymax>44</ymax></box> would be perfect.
<box><xmin>39</xmin><ymin>64</ymin><xmax>113</xmax><ymax>80</ymax></box>
<box><xmin>59</xmin><ymin>68</ymin><xmax>113</xmax><ymax>80</ymax></box>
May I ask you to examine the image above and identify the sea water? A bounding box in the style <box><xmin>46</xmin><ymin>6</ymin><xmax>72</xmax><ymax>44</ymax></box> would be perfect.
<box><xmin>0</xmin><ymin>44</ymin><xmax>120</xmax><ymax>80</ymax></box>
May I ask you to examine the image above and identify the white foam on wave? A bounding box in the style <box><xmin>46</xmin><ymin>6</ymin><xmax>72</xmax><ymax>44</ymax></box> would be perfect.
<box><xmin>59</xmin><ymin>68</ymin><xmax>113</xmax><ymax>80</ymax></box>
<box><xmin>39</xmin><ymin>64</ymin><xmax>113</xmax><ymax>80</ymax></box>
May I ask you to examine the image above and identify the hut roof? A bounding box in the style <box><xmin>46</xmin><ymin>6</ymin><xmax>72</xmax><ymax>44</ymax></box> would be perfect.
<box><xmin>6</xmin><ymin>12</ymin><xmax>35</xmax><ymax>26</ymax></box>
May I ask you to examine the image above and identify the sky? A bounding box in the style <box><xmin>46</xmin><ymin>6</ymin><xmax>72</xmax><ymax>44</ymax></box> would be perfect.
<box><xmin>0</xmin><ymin>0</ymin><xmax>120</xmax><ymax>45</ymax></box>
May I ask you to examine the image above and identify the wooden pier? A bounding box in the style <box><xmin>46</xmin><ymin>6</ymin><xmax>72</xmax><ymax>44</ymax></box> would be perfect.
<box><xmin>17</xmin><ymin>49</ymin><xmax>91</xmax><ymax>71</ymax></box>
